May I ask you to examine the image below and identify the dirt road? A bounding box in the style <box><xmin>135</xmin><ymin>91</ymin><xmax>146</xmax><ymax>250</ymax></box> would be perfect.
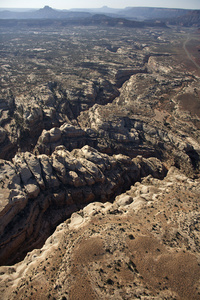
<box><xmin>183</xmin><ymin>35</ymin><xmax>200</xmax><ymax>70</ymax></box>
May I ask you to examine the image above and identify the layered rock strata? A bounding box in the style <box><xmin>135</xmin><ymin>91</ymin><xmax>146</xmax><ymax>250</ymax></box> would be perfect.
<box><xmin>34</xmin><ymin>100</ymin><xmax>200</xmax><ymax>177</ymax></box>
<box><xmin>0</xmin><ymin>167</ymin><xmax>199</xmax><ymax>299</ymax></box>
<box><xmin>0</xmin><ymin>145</ymin><xmax>166</xmax><ymax>266</ymax></box>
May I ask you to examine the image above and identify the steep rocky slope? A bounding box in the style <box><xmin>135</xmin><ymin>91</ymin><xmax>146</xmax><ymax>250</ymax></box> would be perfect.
<box><xmin>0</xmin><ymin>146</ymin><xmax>166</xmax><ymax>266</ymax></box>
<box><xmin>168</xmin><ymin>10</ymin><xmax>200</xmax><ymax>27</ymax></box>
<box><xmin>0</xmin><ymin>167</ymin><xmax>199</xmax><ymax>299</ymax></box>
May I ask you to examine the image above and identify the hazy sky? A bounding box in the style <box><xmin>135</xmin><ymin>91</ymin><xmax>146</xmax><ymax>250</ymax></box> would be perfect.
<box><xmin>0</xmin><ymin>0</ymin><xmax>200</xmax><ymax>10</ymax></box>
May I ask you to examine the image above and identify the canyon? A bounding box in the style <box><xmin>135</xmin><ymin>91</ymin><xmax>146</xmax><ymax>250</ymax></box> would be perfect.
<box><xmin>0</xmin><ymin>14</ymin><xmax>200</xmax><ymax>299</ymax></box>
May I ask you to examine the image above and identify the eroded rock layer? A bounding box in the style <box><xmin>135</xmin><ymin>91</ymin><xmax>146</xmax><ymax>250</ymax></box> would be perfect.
<box><xmin>0</xmin><ymin>146</ymin><xmax>166</xmax><ymax>266</ymax></box>
<box><xmin>0</xmin><ymin>167</ymin><xmax>199</xmax><ymax>300</ymax></box>
<box><xmin>1</xmin><ymin>26</ymin><xmax>200</xmax><ymax>170</ymax></box>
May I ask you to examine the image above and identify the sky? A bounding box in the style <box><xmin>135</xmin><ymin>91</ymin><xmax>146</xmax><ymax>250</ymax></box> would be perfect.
<box><xmin>0</xmin><ymin>0</ymin><xmax>200</xmax><ymax>10</ymax></box>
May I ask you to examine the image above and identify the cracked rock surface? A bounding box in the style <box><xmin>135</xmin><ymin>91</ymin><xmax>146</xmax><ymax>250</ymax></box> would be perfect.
<box><xmin>0</xmin><ymin>167</ymin><xmax>199</xmax><ymax>300</ymax></box>
<box><xmin>0</xmin><ymin>145</ymin><xmax>166</xmax><ymax>266</ymax></box>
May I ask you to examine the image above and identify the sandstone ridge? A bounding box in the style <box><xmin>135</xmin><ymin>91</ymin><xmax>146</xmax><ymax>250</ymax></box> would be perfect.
<box><xmin>0</xmin><ymin>145</ymin><xmax>166</xmax><ymax>266</ymax></box>
<box><xmin>0</xmin><ymin>166</ymin><xmax>199</xmax><ymax>299</ymax></box>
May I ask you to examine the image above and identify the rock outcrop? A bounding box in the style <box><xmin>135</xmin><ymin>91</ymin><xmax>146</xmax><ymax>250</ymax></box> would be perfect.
<box><xmin>77</xmin><ymin>103</ymin><xmax>200</xmax><ymax>176</ymax></box>
<box><xmin>0</xmin><ymin>146</ymin><xmax>166</xmax><ymax>266</ymax></box>
<box><xmin>0</xmin><ymin>167</ymin><xmax>199</xmax><ymax>300</ymax></box>
<box><xmin>0</xmin><ymin>78</ymin><xmax>121</xmax><ymax>159</ymax></box>
<box><xmin>34</xmin><ymin>123</ymin><xmax>92</xmax><ymax>156</ymax></box>
<box><xmin>33</xmin><ymin>101</ymin><xmax>200</xmax><ymax>178</ymax></box>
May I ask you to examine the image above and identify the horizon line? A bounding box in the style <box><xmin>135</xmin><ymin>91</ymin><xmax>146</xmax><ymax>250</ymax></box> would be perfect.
<box><xmin>0</xmin><ymin>6</ymin><xmax>198</xmax><ymax>10</ymax></box>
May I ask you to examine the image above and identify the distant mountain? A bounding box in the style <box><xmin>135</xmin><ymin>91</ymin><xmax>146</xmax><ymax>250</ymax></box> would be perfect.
<box><xmin>71</xmin><ymin>6</ymin><xmax>114</xmax><ymax>12</ymax></box>
<box><xmin>81</xmin><ymin>14</ymin><xmax>167</xmax><ymax>28</ymax></box>
<box><xmin>32</xmin><ymin>6</ymin><xmax>91</xmax><ymax>19</ymax></box>
<box><xmin>0</xmin><ymin>6</ymin><xmax>91</xmax><ymax>19</ymax></box>
<box><xmin>0</xmin><ymin>5</ymin><xmax>166</xmax><ymax>28</ymax></box>
<box><xmin>118</xmin><ymin>7</ymin><xmax>191</xmax><ymax>21</ymax></box>
<box><xmin>70</xmin><ymin>6</ymin><xmax>200</xmax><ymax>27</ymax></box>
<box><xmin>167</xmin><ymin>10</ymin><xmax>200</xmax><ymax>27</ymax></box>
<box><xmin>70</xmin><ymin>6</ymin><xmax>192</xmax><ymax>21</ymax></box>
<box><xmin>70</xmin><ymin>6</ymin><xmax>122</xmax><ymax>16</ymax></box>
<box><xmin>32</xmin><ymin>5</ymin><xmax>65</xmax><ymax>18</ymax></box>
<box><xmin>0</xmin><ymin>6</ymin><xmax>199</xmax><ymax>27</ymax></box>
<box><xmin>0</xmin><ymin>14</ymin><xmax>167</xmax><ymax>29</ymax></box>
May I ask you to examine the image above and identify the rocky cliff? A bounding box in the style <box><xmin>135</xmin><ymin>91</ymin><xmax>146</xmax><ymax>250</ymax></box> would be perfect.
<box><xmin>0</xmin><ymin>145</ymin><xmax>166</xmax><ymax>266</ymax></box>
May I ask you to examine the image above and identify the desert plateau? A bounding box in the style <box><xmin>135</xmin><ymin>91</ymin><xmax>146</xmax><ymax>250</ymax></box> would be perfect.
<box><xmin>0</xmin><ymin>5</ymin><xmax>200</xmax><ymax>300</ymax></box>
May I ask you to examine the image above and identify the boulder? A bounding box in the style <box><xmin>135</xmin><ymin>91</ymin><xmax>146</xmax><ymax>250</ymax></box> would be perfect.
<box><xmin>49</xmin><ymin>127</ymin><xmax>62</xmax><ymax>143</ymax></box>
<box><xmin>24</xmin><ymin>152</ymin><xmax>45</xmax><ymax>189</ymax></box>
<box><xmin>39</xmin><ymin>154</ymin><xmax>60</xmax><ymax>188</ymax></box>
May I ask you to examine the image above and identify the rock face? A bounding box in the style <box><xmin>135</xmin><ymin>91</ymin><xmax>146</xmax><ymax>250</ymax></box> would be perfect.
<box><xmin>34</xmin><ymin>101</ymin><xmax>200</xmax><ymax>178</ymax></box>
<box><xmin>0</xmin><ymin>167</ymin><xmax>199</xmax><ymax>300</ymax></box>
<box><xmin>78</xmin><ymin>103</ymin><xmax>200</xmax><ymax>176</ymax></box>
<box><xmin>0</xmin><ymin>146</ymin><xmax>166</xmax><ymax>266</ymax></box>
<box><xmin>34</xmin><ymin>123</ymin><xmax>92</xmax><ymax>155</ymax></box>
